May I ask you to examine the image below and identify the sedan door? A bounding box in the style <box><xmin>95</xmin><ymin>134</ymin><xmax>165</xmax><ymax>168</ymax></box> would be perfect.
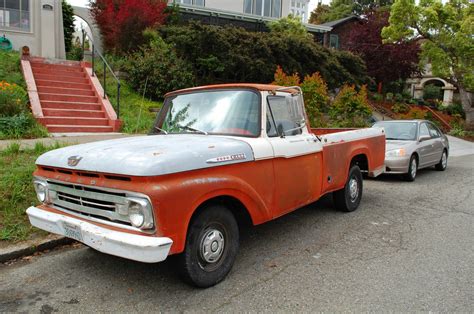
<box><xmin>427</xmin><ymin>122</ymin><xmax>445</xmax><ymax>164</ymax></box>
<box><xmin>417</xmin><ymin>122</ymin><xmax>437</xmax><ymax>167</ymax></box>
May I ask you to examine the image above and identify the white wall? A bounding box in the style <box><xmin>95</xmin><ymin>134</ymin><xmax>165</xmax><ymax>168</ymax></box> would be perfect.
<box><xmin>1</xmin><ymin>0</ymin><xmax>65</xmax><ymax>59</ymax></box>
<box><xmin>206</xmin><ymin>0</ymin><xmax>245</xmax><ymax>13</ymax></box>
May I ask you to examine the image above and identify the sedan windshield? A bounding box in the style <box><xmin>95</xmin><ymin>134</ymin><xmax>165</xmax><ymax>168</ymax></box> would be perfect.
<box><xmin>373</xmin><ymin>121</ymin><xmax>418</xmax><ymax>141</ymax></box>
<box><xmin>154</xmin><ymin>90</ymin><xmax>260</xmax><ymax>137</ymax></box>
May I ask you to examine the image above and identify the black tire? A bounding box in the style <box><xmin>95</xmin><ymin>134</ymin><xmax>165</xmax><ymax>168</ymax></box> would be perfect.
<box><xmin>178</xmin><ymin>205</ymin><xmax>239</xmax><ymax>288</ymax></box>
<box><xmin>404</xmin><ymin>155</ymin><xmax>418</xmax><ymax>182</ymax></box>
<box><xmin>435</xmin><ymin>150</ymin><xmax>448</xmax><ymax>171</ymax></box>
<box><xmin>333</xmin><ymin>165</ymin><xmax>363</xmax><ymax>212</ymax></box>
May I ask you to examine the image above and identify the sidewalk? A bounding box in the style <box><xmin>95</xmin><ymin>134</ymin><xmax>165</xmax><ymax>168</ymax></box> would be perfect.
<box><xmin>0</xmin><ymin>133</ymin><xmax>137</xmax><ymax>150</ymax></box>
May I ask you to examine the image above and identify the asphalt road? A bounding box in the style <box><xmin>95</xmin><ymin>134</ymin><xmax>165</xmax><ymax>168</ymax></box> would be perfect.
<box><xmin>1</xmin><ymin>155</ymin><xmax>473</xmax><ymax>312</ymax></box>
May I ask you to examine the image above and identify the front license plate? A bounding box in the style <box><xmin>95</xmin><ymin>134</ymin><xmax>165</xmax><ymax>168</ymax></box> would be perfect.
<box><xmin>63</xmin><ymin>222</ymin><xmax>83</xmax><ymax>242</ymax></box>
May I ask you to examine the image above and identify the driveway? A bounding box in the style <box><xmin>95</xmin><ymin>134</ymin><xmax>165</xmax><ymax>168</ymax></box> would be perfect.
<box><xmin>446</xmin><ymin>135</ymin><xmax>474</xmax><ymax>157</ymax></box>
<box><xmin>0</xmin><ymin>155</ymin><xmax>473</xmax><ymax>312</ymax></box>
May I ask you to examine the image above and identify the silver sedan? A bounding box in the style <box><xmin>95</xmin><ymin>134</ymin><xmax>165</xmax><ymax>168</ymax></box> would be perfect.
<box><xmin>373</xmin><ymin>120</ymin><xmax>449</xmax><ymax>181</ymax></box>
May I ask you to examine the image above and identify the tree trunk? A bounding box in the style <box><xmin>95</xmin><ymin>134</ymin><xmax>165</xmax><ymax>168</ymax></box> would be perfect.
<box><xmin>458</xmin><ymin>85</ymin><xmax>474</xmax><ymax>131</ymax></box>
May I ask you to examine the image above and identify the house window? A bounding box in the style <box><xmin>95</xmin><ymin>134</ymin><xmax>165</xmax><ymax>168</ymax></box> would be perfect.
<box><xmin>289</xmin><ymin>0</ymin><xmax>308</xmax><ymax>22</ymax></box>
<box><xmin>0</xmin><ymin>0</ymin><xmax>30</xmax><ymax>32</ymax></box>
<box><xmin>174</xmin><ymin>0</ymin><xmax>204</xmax><ymax>6</ymax></box>
<box><xmin>243</xmin><ymin>0</ymin><xmax>282</xmax><ymax>18</ymax></box>
<box><xmin>329</xmin><ymin>34</ymin><xmax>339</xmax><ymax>49</ymax></box>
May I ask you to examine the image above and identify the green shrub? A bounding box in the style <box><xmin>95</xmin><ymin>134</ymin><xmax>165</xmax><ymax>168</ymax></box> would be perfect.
<box><xmin>159</xmin><ymin>22</ymin><xmax>368</xmax><ymax>89</ymax></box>
<box><xmin>0</xmin><ymin>51</ymin><xmax>25</xmax><ymax>87</ymax></box>
<box><xmin>267</xmin><ymin>15</ymin><xmax>312</xmax><ymax>40</ymax></box>
<box><xmin>391</xmin><ymin>103</ymin><xmax>410</xmax><ymax>114</ymax></box>
<box><xmin>125</xmin><ymin>31</ymin><xmax>195</xmax><ymax>100</ymax></box>
<box><xmin>0</xmin><ymin>113</ymin><xmax>48</xmax><ymax>139</ymax></box>
<box><xmin>423</xmin><ymin>84</ymin><xmax>443</xmax><ymax>100</ymax></box>
<box><xmin>0</xmin><ymin>81</ymin><xmax>29</xmax><ymax>116</ymax></box>
<box><xmin>371</xmin><ymin>92</ymin><xmax>383</xmax><ymax>102</ymax></box>
<box><xmin>385</xmin><ymin>92</ymin><xmax>394</xmax><ymax>101</ymax></box>
<box><xmin>329</xmin><ymin>85</ymin><xmax>372</xmax><ymax>127</ymax></box>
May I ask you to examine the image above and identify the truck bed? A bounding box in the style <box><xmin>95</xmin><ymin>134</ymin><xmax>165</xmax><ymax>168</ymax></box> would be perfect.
<box><xmin>312</xmin><ymin>127</ymin><xmax>386</xmax><ymax>195</ymax></box>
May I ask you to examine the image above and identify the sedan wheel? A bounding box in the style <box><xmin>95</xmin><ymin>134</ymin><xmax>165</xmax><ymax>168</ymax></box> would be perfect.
<box><xmin>404</xmin><ymin>155</ymin><xmax>417</xmax><ymax>182</ymax></box>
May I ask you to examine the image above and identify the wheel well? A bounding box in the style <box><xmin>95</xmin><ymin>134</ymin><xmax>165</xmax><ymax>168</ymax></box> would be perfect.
<box><xmin>191</xmin><ymin>196</ymin><xmax>253</xmax><ymax>230</ymax></box>
<box><xmin>412</xmin><ymin>152</ymin><xmax>419</xmax><ymax>162</ymax></box>
<box><xmin>351</xmin><ymin>154</ymin><xmax>368</xmax><ymax>172</ymax></box>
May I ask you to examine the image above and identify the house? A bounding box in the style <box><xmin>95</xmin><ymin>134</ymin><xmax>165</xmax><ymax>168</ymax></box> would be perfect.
<box><xmin>320</xmin><ymin>15</ymin><xmax>360</xmax><ymax>49</ymax></box>
<box><xmin>172</xmin><ymin>0</ymin><xmax>311</xmax><ymax>22</ymax></box>
<box><xmin>0</xmin><ymin>0</ymin><xmax>65</xmax><ymax>59</ymax></box>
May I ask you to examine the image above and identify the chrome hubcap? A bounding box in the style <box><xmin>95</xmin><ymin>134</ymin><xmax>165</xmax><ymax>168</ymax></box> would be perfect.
<box><xmin>200</xmin><ymin>229</ymin><xmax>225</xmax><ymax>263</ymax></box>
<box><xmin>411</xmin><ymin>159</ymin><xmax>417</xmax><ymax>178</ymax></box>
<box><xmin>442</xmin><ymin>152</ymin><xmax>447</xmax><ymax>168</ymax></box>
<box><xmin>349</xmin><ymin>178</ymin><xmax>359</xmax><ymax>202</ymax></box>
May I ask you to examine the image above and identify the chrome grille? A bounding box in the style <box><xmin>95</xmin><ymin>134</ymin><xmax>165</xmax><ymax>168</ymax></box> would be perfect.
<box><xmin>47</xmin><ymin>180</ymin><xmax>132</xmax><ymax>226</ymax></box>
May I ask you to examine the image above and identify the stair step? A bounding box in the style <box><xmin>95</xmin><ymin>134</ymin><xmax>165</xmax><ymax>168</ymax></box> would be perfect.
<box><xmin>43</xmin><ymin>117</ymin><xmax>110</xmax><ymax>126</ymax></box>
<box><xmin>39</xmin><ymin>93</ymin><xmax>98</xmax><ymax>103</ymax></box>
<box><xmin>41</xmin><ymin>101</ymin><xmax>102</xmax><ymax>111</ymax></box>
<box><xmin>35</xmin><ymin>80</ymin><xmax>92</xmax><ymax>90</ymax></box>
<box><xmin>38</xmin><ymin>86</ymin><xmax>96</xmax><ymax>96</ymax></box>
<box><xmin>34</xmin><ymin>74</ymin><xmax>89</xmax><ymax>84</ymax></box>
<box><xmin>42</xmin><ymin>108</ymin><xmax>105</xmax><ymax>118</ymax></box>
<box><xmin>32</xmin><ymin>68</ymin><xmax>87</xmax><ymax>78</ymax></box>
<box><xmin>46</xmin><ymin>125</ymin><xmax>114</xmax><ymax>133</ymax></box>
<box><xmin>31</xmin><ymin>63</ymin><xmax>83</xmax><ymax>72</ymax></box>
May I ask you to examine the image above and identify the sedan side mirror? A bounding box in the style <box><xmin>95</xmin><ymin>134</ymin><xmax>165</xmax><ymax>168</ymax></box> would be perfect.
<box><xmin>418</xmin><ymin>135</ymin><xmax>431</xmax><ymax>142</ymax></box>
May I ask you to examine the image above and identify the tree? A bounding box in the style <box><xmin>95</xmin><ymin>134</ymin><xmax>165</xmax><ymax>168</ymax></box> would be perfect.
<box><xmin>90</xmin><ymin>0</ymin><xmax>168</xmax><ymax>53</ymax></box>
<box><xmin>345</xmin><ymin>9</ymin><xmax>420</xmax><ymax>91</ymax></box>
<box><xmin>382</xmin><ymin>0</ymin><xmax>474</xmax><ymax>130</ymax></box>
<box><xmin>309</xmin><ymin>2</ymin><xmax>331</xmax><ymax>24</ymax></box>
<box><xmin>267</xmin><ymin>15</ymin><xmax>312</xmax><ymax>39</ymax></box>
<box><xmin>62</xmin><ymin>0</ymin><xmax>75</xmax><ymax>53</ymax></box>
<box><xmin>308</xmin><ymin>0</ymin><xmax>393</xmax><ymax>24</ymax></box>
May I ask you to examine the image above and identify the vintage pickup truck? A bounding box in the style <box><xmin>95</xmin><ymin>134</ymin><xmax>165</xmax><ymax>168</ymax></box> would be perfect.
<box><xmin>27</xmin><ymin>84</ymin><xmax>385</xmax><ymax>287</ymax></box>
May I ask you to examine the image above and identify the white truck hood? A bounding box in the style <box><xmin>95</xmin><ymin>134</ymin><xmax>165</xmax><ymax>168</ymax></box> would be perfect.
<box><xmin>36</xmin><ymin>135</ymin><xmax>255</xmax><ymax>176</ymax></box>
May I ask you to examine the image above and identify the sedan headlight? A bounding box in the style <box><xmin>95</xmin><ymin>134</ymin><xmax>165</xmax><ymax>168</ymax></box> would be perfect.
<box><xmin>386</xmin><ymin>148</ymin><xmax>406</xmax><ymax>157</ymax></box>
<box><xmin>33</xmin><ymin>179</ymin><xmax>50</xmax><ymax>204</ymax></box>
<box><xmin>126</xmin><ymin>197</ymin><xmax>154</xmax><ymax>230</ymax></box>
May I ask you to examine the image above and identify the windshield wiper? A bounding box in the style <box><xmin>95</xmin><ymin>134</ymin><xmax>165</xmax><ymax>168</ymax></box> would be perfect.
<box><xmin>154</xmin><ymin>126</ymin><xmax>168</xmax><ymax>134</ymax></box>
<box><xmin>177</xmin><ymin>124</ymin><xmax>208</xmax><ymax>135</ymax></box>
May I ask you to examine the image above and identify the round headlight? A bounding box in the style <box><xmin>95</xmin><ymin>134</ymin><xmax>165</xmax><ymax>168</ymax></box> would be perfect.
<box><xmin>34</xmin><ymin>181</ymin><xmax>48</xmax><ymax>203</ymax></box>
<box><xmin>128</xmin><ymin>202</ymin><xmax>145</xmax><ymax>228</ymax></box>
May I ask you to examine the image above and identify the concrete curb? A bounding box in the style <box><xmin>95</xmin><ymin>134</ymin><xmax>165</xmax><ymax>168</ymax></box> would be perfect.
<box><xmin>0</xmin><ymin>235</ymin><xmax>74</xmax><ymax>263</ymax></box>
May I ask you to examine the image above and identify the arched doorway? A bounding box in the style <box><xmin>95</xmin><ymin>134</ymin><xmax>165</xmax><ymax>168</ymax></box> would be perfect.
<box><xmin>72</xmin><ymin>6</ymin><xmax>102</xmax><ymax>53</ymax></box>
<box><xmin>413</xmin><ymin>77</ymin><xmax>456</xmax><ymax>106</ymax></box>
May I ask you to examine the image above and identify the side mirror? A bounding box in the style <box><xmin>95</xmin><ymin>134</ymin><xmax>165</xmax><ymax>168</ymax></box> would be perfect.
<box><xmin>418</xmin><ymin>135</ymin><xmax>431</xmax><ymax>142</ymax></box>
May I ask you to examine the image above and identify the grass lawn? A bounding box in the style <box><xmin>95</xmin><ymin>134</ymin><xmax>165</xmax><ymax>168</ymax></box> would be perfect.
<box><xmin>0</xmin><ymin>142</ymin><xmax>65</xmax><ymax>242</ymax></box>
<box><xmin>92</xmin><ymin>62</ymin><xmax>162</xmax><ymax>134</ymax></box>
<box><xmin>0</xmin><ymin>50</ymin><xmax>26</xmax><ymax>88</ymax></box>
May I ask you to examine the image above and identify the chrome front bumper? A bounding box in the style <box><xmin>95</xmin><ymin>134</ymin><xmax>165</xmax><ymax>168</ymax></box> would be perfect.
<box><xmin>26</xmin><ymin>206</ymin><xmax>173</xmax><ymax>263</ymax></box>
<box><xmin>384</xmin><ymin>156</ymin><xmax>411</xmax><ymax>174</ymax></box>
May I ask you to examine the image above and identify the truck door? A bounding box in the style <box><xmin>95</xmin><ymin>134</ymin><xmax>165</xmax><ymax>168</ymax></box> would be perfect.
<box><xmin>266</xmin><ymin>93</ymin><xmax>323</xmax><ymax>217</ymax></box>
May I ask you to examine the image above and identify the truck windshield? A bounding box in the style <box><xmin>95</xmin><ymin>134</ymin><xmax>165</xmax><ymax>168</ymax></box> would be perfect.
<box><xmin>373</xmin><ymin>121</ymin><xmax>418</xmax><ymax>141</ymax></box>
<box><xmin>153</xmin><ymin>90</ymin><xmax>260</xmax><ymax>137</ymax></box>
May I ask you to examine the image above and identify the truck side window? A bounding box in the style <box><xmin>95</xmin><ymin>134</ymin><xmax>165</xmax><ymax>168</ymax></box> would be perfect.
<box><xmin>267</xmin><ymin>95</ymin><xmax>304</xmax><ymax>137</ymax></box>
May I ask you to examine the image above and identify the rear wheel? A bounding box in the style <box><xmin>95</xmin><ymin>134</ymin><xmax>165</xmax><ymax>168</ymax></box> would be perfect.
<box><xmin>333</xmin><ymin>165</ymin><xmax>363</xmax><ymax>212</ymax></box>
<box><xmin>404</xmin><ymin>155</ymin><xmax>417</xmax><ymax>181</ymax></box>
<box><xmin>435</xmin><ymin>150</ymin><xmax>448</xmax><ymax>171</ymax></box>
<box><xmin>178</xmin><ymin>205</ymin><xmax>239</xmax><ymax>288</ymax></box>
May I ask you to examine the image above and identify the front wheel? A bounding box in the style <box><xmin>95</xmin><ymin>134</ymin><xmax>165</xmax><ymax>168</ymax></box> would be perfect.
<box><xmin>333</xmin><ymin>165</ymin><xmax>363</xmax><ymax>212</ymax></box>
<box><xmin>404</xmin><ymin>155</ymin><xmax>417</xmax><ymax>181</ymax></box>
<box><xmin>178</xmin><ymin>205</ymin><xmax>239</xmax><ymax>288</ymax></box>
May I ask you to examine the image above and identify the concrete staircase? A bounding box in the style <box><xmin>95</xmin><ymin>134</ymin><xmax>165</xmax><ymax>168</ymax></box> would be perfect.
<box><xmin>23</xmin><ymin>59</ymin><xmax>120</xmax><ymax>133</ymax></box>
